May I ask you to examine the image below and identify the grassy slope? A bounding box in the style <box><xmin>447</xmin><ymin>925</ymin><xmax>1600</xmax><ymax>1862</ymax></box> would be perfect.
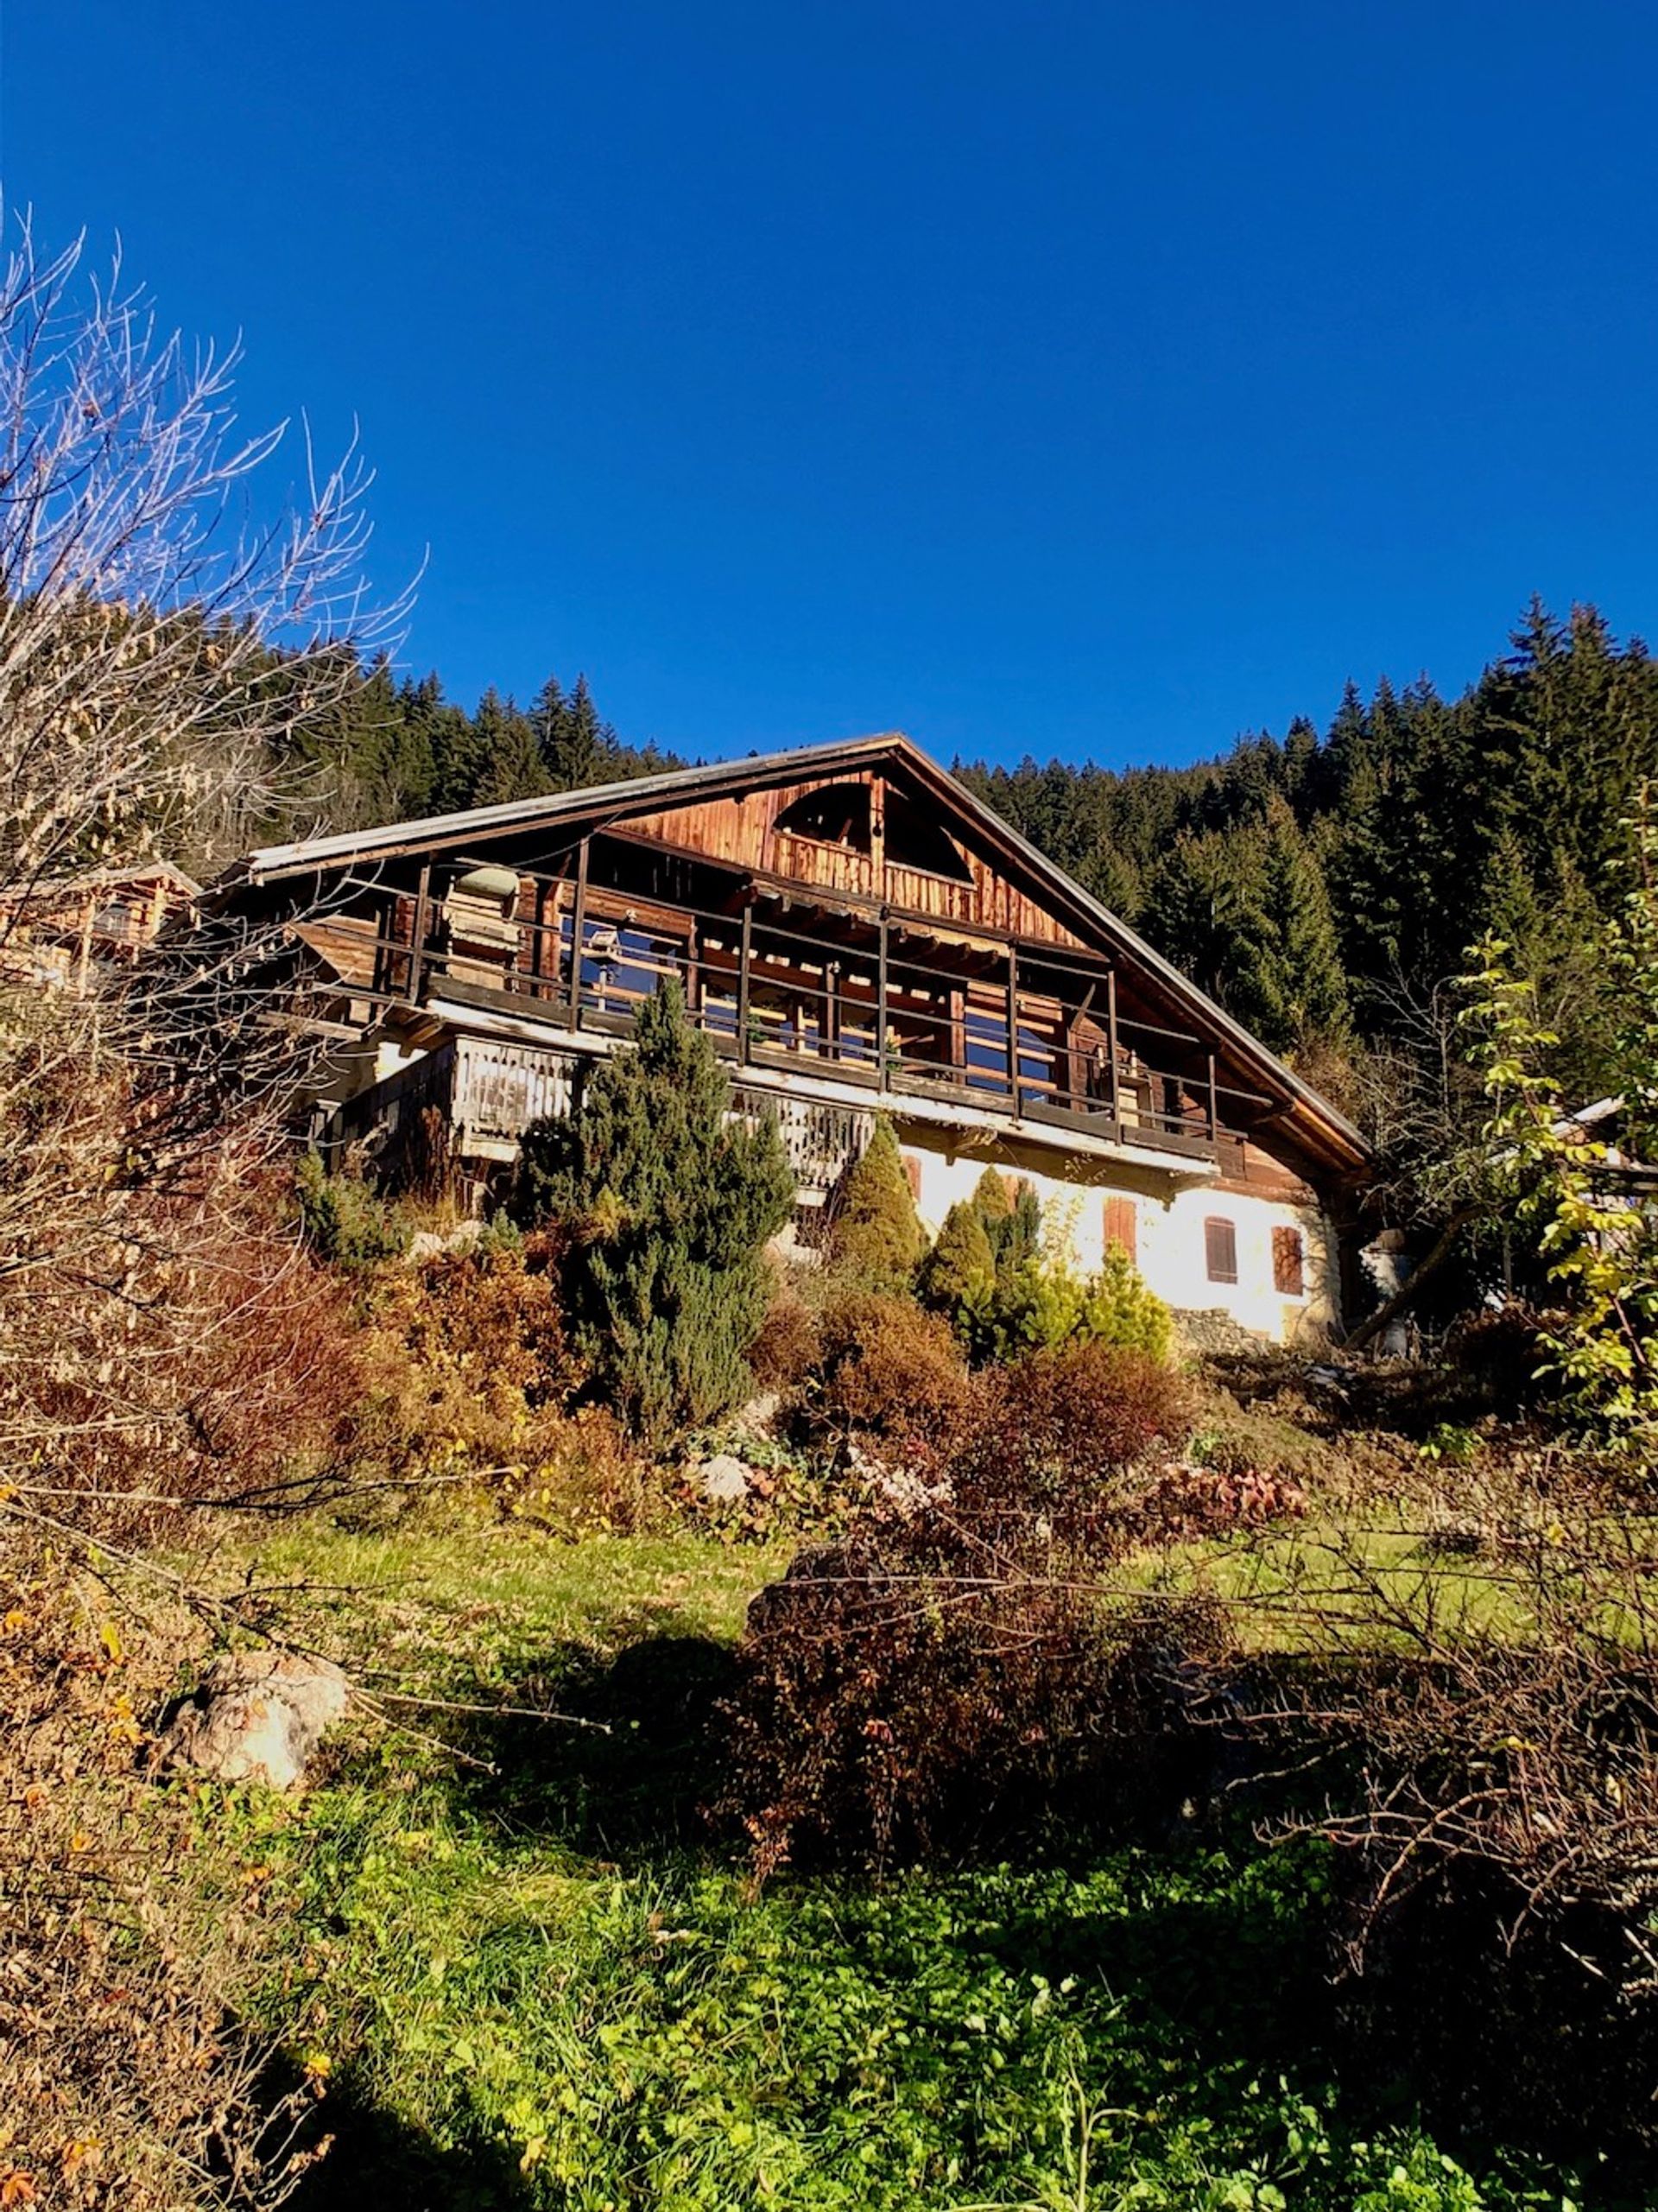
<box><xmin>189</xmin><ymin>1509</ymin><xmax>1597</xmax><ymax>2212</ymax></box>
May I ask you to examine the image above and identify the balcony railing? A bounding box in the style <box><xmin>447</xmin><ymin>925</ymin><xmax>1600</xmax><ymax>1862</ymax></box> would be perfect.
<box><xmin>313</xmin><ymin>854</ymin><xmax>1278</xmax><ymax>1167</ymax></box>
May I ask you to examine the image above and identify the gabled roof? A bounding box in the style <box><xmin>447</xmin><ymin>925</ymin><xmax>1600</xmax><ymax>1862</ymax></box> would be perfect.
<box><xmin>220</xmin><ymin>732</ymin><xmax>1370</xmax><ymax>1175</ymax></box>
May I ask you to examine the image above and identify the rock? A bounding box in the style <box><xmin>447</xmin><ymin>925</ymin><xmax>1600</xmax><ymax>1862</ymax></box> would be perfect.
<box><xmin>160</xmin><ymin>1649</ymin><xmax>351</xmax><ymax>1791</ymax></box>
<box><xmin>732</xmin><ymin>1390</ymin><xmax>782</xmax><ymax>1437</ymax></box>
<box><xmin>695</xmin><ymin>1453</ymin><xmax>752</xmax><ymax>1505</ymax></box>
<box><xmin>870</xmin><ymin>1461</ymin><xmax>952</xmax><ymax>1513</ymax></box>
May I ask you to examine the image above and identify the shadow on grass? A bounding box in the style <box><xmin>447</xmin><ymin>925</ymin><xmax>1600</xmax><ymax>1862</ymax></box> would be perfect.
<box><xmin>292</xmin><ymin>2080</ymin><xmax>533</xmax><ymax>2212</ymax></box>
<box><xmin>439</xmin><ymin>1629</ymin><xmax>741</xmax><ymax>1858</ymax></box>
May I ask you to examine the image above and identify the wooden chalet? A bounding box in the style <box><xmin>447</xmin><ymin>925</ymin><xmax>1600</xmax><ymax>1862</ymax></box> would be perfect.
<box><xmin>214</xmin><ymin>734</ymin><xmax>1372</xmax><ymax>1341</ymax></box>
<box><xmin>0</xmin><ymin>861</ymin><xmax>201</xmax><ymax>986</ymax></box>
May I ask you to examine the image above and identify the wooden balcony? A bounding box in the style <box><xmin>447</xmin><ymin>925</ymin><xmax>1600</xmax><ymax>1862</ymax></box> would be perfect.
<box><xmin>310</xmin><ymin>851</ymin><xmax>1280</xmax><ymax>1176</ymax></box>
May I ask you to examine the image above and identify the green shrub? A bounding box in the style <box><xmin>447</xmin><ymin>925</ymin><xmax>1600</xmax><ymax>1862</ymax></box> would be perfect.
<box><xmin>916</xmin><ymin>1198</ymin><xmax>995</xmax><ymax>1320</ymax></box>
<box><xmin>294</xmin><ymin>1149</ymin><xmax>411</xmax><ymax>1271</ymax></box>
<box><xmin>972</xmin><ymin>1166</ymin><xmax>1041</xmax><ymax>1282</ymax></box>
<box><xmin>967</xmin><ymin>1246</ymin><xmax>1172</xmax><ymax>1366</ymax></box>
<box><xmin>1078</xmin><ymin>1242</ymin><xmax>1174</xmax><ymax>1360</ymax></box>
<box><xmin>828</xmin><ymin>1116</ymin><xmax>924</xmax><ymax>1287</ymax></box>
<box><xmin>512</xmin><ymin>980</ymin><xmax>794</xmax><ymax>1439</ymax></box>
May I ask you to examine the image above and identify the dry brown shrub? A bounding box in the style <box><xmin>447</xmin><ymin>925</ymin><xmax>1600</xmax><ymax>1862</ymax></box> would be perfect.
<box><xmin>1</xmin><ymin>1126</ymin><xmax>368</xmax><ymax>1543</ymax></box>
<box><xmin>745</xmin><ymin>1284</ymin><xmax>822</xmax><ymax>1392</ymax></box>
<box><xmin>354</xmin><ymin>1232</ymin><xmax>659</xmax><ymax>1531</ymax></box>
<box><xmin>0</xmin><ymin>1546</ymin><xmax>329</xmax><ymax>2209</ymax></box>
<box><xmin>718</xmin><ymin>1537</ymin><xmax>1231</xmax><ymax>1877</ymax></box>
<box><xmin>804</xmin><ymin>1291</ymin><xmax>982</xmax><ymax>1464</ymax></box>
<box><xmin>949</xmin><ymin>1341</ymin><xmax>1191</xmax><ymax>1559</ymax></box>
<box><xmin>718</xmin><ymin>1340</ymin><xmax>1214</xmax><ymax>1873</ymax></box>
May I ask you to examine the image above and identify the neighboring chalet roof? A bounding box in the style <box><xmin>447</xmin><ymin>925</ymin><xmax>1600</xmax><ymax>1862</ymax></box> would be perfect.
<box><xmin>1</xmin><ymin>860</ymin><xmax>202</xmax><ymax>900</ymax></box>
<box><xmin>220</xmin><ymin>732</ymin><xmax>1371</xmax><ymax>1178</ymax></box>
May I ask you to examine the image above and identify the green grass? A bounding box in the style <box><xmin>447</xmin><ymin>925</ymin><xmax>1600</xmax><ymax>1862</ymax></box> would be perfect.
<box><xmin>240</xmin><ymin>1513</ymin><xmax>794</xmax><ymax>1683</ymax></box>
<box><xmin>1123</xmin><ymin>1511</ymin><xmax>1627</xmax><ymax>1655</ymax></box>
<box><xmin>175</xmin><ymin>1507</ymin><xmax>1604</xmax><ymax>2211</ymax></box>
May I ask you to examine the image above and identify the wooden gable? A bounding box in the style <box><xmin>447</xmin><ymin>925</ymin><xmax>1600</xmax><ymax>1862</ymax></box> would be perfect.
<box><xmin>617</xmin><ymin>766</ymin><xmax>1092</xmax><ymax>951</ymax></box>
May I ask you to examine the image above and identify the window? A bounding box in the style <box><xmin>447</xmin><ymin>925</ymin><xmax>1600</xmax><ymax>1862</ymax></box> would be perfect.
<box><xmin>884</xmin><ymin>789</ymin><xmax>973</xmax><ymax>882</ymax></box>
<box><xmin>1273</xmin><ymin>1225</ymin><xmax>1306</xmax><ymax>1297</ymax></box>
<box><xmin>1104</xmin><ymin>1195</ymin><xmax>1137</xmax><ymax>1263</ymax></box>
<box><xmin>775</xmin><ymin>783</ymin><xmax>871</xmax><ymax>855</ymax></box>
<box><xmin>1204</xmin><ymin>1216</ymin><xmax>1238</xmax><ymax>1285</ymax></box>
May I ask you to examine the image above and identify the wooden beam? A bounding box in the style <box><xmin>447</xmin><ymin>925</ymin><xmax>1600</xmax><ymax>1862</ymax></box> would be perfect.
<box><xmin>1106</xmin><ymin>967</ymin><xmax>1121</xmax><ymax>1138</ymax></box>
<box><xmin>738</xmin><ymin>900</ymin><xmax>754</xmax><ymax>1062</ymax></box>
<box><xmin>566</xmin><ymin>835</ymin><xmax>590</xmax><ymax>1025</ymax></box>
<box><xmin>1007</xmin><ymin>940</ymin><xmax>1020</xmax><ymax>1116</ymax></box>
<box><xmin>1207</xmin><ymin>1051</ymin><xmax>1219</xmax><ymax>1145</ymax></box>
<box><xmin>407</xmin><ymin>861</ymin><xmax>433</xmax><ymax>1003</ymax></box>
<box><xmin>876</xmin><ymin>908</ymin><xmax>889</xmax><ymax>1085</ymax></box>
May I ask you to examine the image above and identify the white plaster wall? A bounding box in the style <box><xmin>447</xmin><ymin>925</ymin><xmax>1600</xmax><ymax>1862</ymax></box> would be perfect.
<box><xmin>891</xmin><ymin>1123</ymin><xmax>1339</xmax><ymax>1347</ymax></box>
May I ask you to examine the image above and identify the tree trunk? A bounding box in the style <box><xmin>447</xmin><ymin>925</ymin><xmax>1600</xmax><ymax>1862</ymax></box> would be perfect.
<box><xmin>1342</xmin><ymin>1206</ymin><xmax>1484</xmax><ymax>1354</ymax></box>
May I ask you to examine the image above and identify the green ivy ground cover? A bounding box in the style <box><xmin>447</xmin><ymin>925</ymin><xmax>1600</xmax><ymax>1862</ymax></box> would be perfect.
<box><xmin>209</xmin><ymin>1518</ymin><xmax>1598</xmax><ymax>2212</ymax></box>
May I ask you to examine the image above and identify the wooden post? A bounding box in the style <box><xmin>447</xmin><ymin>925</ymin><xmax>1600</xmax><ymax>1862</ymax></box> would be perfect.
<box><xmin>1106</xmin><ymin>967</ymin><xmax>1121</xmax><ymax>1138</ymax></box>
<box><xmin>407</xmin><ymin>862</ymin><xmax>432</xmax><ymax>1004</ymax></box>
<box><xmin>1066</xmin><ymin>979</ymin><xmax>1097</xmax><ymax>1112</ymax></box>
<box><xmin>530</xmin><ymin>880</ymin><xmax>548</xmax><ymax>998</ymax></box>
<box><xmin>1007</xmin><ymin>941</ymin><xmax>1020</xmax><ymax>1115</ymax></box>
<box><xmin>1207</xmin><ymin>1051</ymin><xmax>1219</xmax><ymax>1147</ymax></box>
<box><xmin>876</xmin><ymin>909</ymin><xmax>889</xmax><ymax>1087</ymax></box>
<box><xmin>566</xmin><ymin>835</ymin><xmax>589</xmax><ymax>1026</ymax></box>
<box><xmin>738</xmin><ymin>901</ymin><xmax>754</xmax><ymax>1063</ymax></box>
<box><xmin>822</xmin><ymin>960</ymin><xmax>840</xmax><ymax>1062</ymax></box>
<box><xmin>686</xmin><ymin>919</ymin><xmax>701</xmax><ymax>1024</ymax></box>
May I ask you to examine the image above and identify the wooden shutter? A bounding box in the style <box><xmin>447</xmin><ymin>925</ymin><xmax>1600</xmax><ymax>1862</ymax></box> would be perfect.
<box><xmin>902</xmin><ymin>1150</ymin><xmax>923</xmax><ymax>1201</ymax></box>
<box><xmin>1204</xmin><ymin>1216</ymin><xmax>1238</xmax><ymax>1284</ymax></box>
<box><xmin>1272</xmin><ymin>1224</ymin><xmax>1305</xmax><ymax>1296</ymax></box>
<box><xmin>1103</xmin><ymin>1195</ymin><xmax>1137</xmax><ymax>1262</ymax></box>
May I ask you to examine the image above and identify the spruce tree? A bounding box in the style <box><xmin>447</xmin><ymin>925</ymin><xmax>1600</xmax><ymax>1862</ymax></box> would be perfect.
<box><xmin>512</xmin><ymin>980</ymin><xmax>794</xmax><ymax>1437</ymax></box>
<box><xmin>1244</xmin><ymin>795</ymin><xmax>1351</xmax><ymax>1050</ymax></box>
<box><xmin>533</xmin><ymin>670</ymin><xmax>613</xmax><ymax>790</ymax></box>
<box><xmin>467</xmin><ymin>688</ymin><xmax>550</xmax><ymax>808</ymax></box>
<box><xmin>829</xmin><ymin>1116</ymin><xmax>925</xmax><ymax>1285</ymax></box>
<box><xmin>918</xmin><ymin>1198</ymin><xmax>996</xmax><ymax>1316</ymax></box>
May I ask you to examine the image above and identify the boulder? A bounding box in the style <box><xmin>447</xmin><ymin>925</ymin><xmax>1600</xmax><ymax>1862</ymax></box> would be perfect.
<box><xmin>732</xmin><ymin>1390</ymin><xmax>783</xmax><ymax>1437</ymax></box>
<box><xmin>694</xmin><ymin>1453</ymin><xmax>753</xmax><ymax>1505</ymax></box>
<box><xmin>160</xmin><ymin>1649</ymin><xmax>351</xmax><ymax>1791</ymax></box>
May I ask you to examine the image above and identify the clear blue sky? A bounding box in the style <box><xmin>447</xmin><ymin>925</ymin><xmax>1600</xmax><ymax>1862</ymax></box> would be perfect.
<box><xmin>7</xmin><ymin>3</ymin><xmax>1657</xmax><ymax>770</ymax></box>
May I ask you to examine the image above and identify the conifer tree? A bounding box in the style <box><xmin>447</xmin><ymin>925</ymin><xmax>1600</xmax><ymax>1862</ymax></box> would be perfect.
<box><xmin>1243</xmin><ymin>795</ymin><xmax>1351</xmax><ymax>1050</ymax></box>
<box><xmin>534</xmin><ymin>670</ymin><xmax>616</xmax><ymax>790</ymax></box>
<box><xmin>970</xmin><ymin>1166</ymin><xmax>1041</xmax><ymax>1281</ymax></box>
<box><xmin>917</xmin><ymin>1198</ymin><xmax>996</xmax><ymax>1316</ymax></box>
<box><xmin>829</xmin><ymin>1116</ymin><xmax>925</xmax><ymax>1286</ymax></box>
<box><xmin>512</xmin><ymin>980</ymin><xmax>794</xmax><ymax>1437</ymax></box>
<box><xmin>466</xmin><ymin>688</ymin><xmax>550</xmax><ymax>809</ymax></box>
<box><xmin>562</xmin><ymin>674</ymin><xmax>616</xmax><ymax>789</ymax></box>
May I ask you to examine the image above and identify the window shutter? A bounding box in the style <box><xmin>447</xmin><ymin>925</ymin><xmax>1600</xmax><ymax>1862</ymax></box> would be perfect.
<box><xmin>1103</xmin><ymin>1195</ymin><xmax>1137</xmax><ymax>1262</ymax></box>
<box><xmin>1272</xmin><ymin>1225</ymin><xmax>1305</xmax><ymax>1296</ymax></box>
<box><xmin>902</xmin><ymin>1151</ymin><xmax>923</xmax><ymax>1201</ymax></box>
<box><xmin>1204</xmin><ymin>1216</ymin><xmax>1238</xmax><ymax>1284</ymax></box>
